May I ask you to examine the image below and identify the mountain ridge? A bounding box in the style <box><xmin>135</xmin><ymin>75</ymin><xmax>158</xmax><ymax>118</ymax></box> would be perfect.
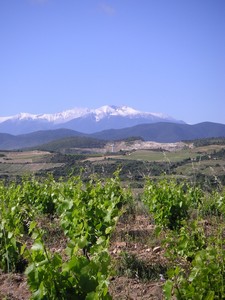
<box><xmin>1</xmin><ymin>121</ymin><xmax>225</xmax><ymax>150</ymax></box>
<box><xmin>0</xmin><ymin>105</ymin><xmax>179</xmax><ymax>123</ymax></box>
<box><xmin>0</xmin><ymin>105</ymin><xmax>184</xmax><ymax>135</ymax></box>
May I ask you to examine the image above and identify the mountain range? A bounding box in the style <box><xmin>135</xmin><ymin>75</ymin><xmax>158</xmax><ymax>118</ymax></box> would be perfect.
<box><xmin>1</xmin><ymin>122</ymin><xmax>225</xmax><ymax>150</ymax></box>
<box><xmin>0</xmin><ymin>105</ymin><xmax>184</xmax><ymax>135</ymax></box>
<box><xmin>1</xmin><ymin>105</ymin><xmax>225</xmax><ymax>150</ymax></box>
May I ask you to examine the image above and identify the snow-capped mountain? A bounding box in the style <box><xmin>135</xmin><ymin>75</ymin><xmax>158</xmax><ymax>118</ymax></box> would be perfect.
<box><xmin>0</xmin><ymin>105</ymin><xmax>185</xmax><ymax>135</ymax></box>
<box><xmin>0</xmin><ymin>108</ymin><xmax>91</xmax><ymax>124</ymax></box>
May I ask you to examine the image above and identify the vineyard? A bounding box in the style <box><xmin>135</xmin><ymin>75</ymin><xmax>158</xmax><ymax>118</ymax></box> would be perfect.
<box><xmin>0</xmin><ymin>172</ymin><xmax>130</xmax><ymax>299</ymax></box>
<box><xmin>0</xmin><ymin>169</ymin><xmax>225</xmax><ymax>299</ymax></box>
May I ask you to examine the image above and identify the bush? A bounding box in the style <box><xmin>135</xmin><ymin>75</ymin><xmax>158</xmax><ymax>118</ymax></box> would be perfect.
<box><xmin>143</xmin><ymin>179</ymin><xmax>202</xmax><ymax>230</ymax></box>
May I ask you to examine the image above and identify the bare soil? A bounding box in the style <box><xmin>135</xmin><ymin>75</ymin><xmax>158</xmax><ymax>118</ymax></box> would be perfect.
<box><xmin>0</xmin><ymin>206</ymin><xmax>167</xmax><ymax>300</ymax></box>
<box><xmin>108</xmin><ymin>208</ymin><xmax>168</xmax><ymax>299</ymax></box>
<box><xmin>0</xmin><ymin>271</ymin><xmax>30</xmax><ymax>300</ymax></box>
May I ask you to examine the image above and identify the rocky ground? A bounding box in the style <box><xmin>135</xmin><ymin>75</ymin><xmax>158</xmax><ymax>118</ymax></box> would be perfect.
<box><xmin>0</xmin><ymin>202</ymin><xmax>168</xmax><ymax>300</ymax></box>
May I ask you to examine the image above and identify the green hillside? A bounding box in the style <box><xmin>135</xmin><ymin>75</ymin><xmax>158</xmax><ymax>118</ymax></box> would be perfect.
<box><xmin>33</xmin><ymin>136</ymin><xmax>107</xmax><ymax>152</ymax></box>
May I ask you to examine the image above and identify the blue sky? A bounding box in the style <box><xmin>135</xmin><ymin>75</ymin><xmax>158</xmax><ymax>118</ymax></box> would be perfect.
<box><xmin>0</xmin><ymin>0</ymin><xmax>225</xmax><ymax>124</ymax></box>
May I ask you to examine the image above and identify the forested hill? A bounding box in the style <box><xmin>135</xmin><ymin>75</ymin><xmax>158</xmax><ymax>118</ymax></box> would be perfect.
<box><xmin>1</xmin><ymin>121</ymin><xmax>225</xmax><ymax>150</ymax></box>
<box><xmin>92</xmin><ymin>122</ymin><xmax>225</xmax><ymax>143</ymax></box>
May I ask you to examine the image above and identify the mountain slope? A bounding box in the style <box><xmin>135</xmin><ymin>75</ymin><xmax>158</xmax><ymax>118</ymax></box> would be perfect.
<box><xmin>0</xmin><ymin>105</ymin><xmax>184</xmax><ymax>135</ymax></box>
<box><xmin>0</xmin><ymin>129</ymin><xmax>84</xmax><ymax>150</ymax></box>
<box><xmin>1</xmin><ymin>122</ymin><xmax>225</xmax><ymax>150</ymax></box>
<box><xmin>92</xmin><ymin>122</ymin><xmax>225</xmax><ymax>143</ymax></box>
<box><xmin>33</xmin><ymin>136</ymin><xmax>107</xmax><ymax>152</ymax></box>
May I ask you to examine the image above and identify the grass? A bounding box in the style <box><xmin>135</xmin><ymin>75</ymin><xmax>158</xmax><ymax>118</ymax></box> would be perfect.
<box><xmin>117</xmin><ymin>251</ymin><xmax>167</xmax><ymax>281</ymax></box>
<box><xmin>0</xmin><ymin>142</ymin><xmax>225</xmax><ymax>185</ymax></box>
<box><xmin>114</xmin><ymin>144</ymin><xmax>225</xmax><ymax>163</ymax></box>
<box><xmin>0</xmin><ymin>163</ymin><xmax>64</xmax><ymax>175</ymax></box>
<box><xmin>115</xmin><ymin>149</ymin><xmax>198</xmax><ymax>162</ymax></box>
<box><xmin>175</xmin><ymin>159</ymin><xmax>225</xmax><ymax>176</ymax></box>
<box><xmin>0</xmin><ymin>151</ymin><xmax>63</xmax><ymax>176</ymax></box>
<box><xmin>0</xmin><ymin>151</ymin><xmax>51</xmax><ymax>163</ymax></box>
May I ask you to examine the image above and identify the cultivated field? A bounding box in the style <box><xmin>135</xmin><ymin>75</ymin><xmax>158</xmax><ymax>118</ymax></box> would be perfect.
<box><xmin>0</xmin><ymin>151</ymin><xmax>63</xmax><ymax>176</ymax></box>
<box><xmin>0</xmin><ymin>139</ymin><xmax>225</xmax><ymax>299</ymax></box>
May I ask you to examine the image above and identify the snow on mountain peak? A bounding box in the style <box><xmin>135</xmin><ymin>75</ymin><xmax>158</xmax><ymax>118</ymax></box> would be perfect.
<box><xmin>113</xmin><ymin>105</ymin><xmax>141</xmax><ymax>116</ymax></box>
<box><xmin>13</xmin><ymin>113</ymin><xmax>38</xmax><ymax>121</ymax></box>
<box><xmin>93</xmin><ymin>105</ymin><xmax>115</xmax><ymax>121</ymax></box>
<box><xmin>0</xmin><ymin>105</ymin><xmax>178</xmax><ymax>124</ymax></box>
<box><xmin>91</xmin><ymin>105</ymin><xmax>172</xmax><ymax>120</ymax></box>
<box><xmin>92</xmin><ymin>105</ymin><xmax>142</xmax><ymax>121</ymax></box>
<box><xmin>38</xmin><ymin>107</ymin><xmax>90</xmax><ymax>123</ymax></box>
<box><xmin>0</xmin><ymin>105</ymin><xmax>185</xmax><ymax>135</ymax></box>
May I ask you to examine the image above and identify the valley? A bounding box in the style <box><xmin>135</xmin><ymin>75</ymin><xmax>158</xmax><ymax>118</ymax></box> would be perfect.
<box><xmin>1</xmin><ymin>138</ymin><xmax>225</xmax><ymax>189</ymax></box>
<box><xmin>0</xmin><ymin>137</ymin><xmax>225</xmax><ymax>299</ymax></box>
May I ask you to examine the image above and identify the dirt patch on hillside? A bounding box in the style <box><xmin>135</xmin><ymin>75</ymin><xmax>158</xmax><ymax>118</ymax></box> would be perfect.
<box><xmin>84</xmin><ymin>140</ymin><xmax>189</xmax><ymax>161</ymax></box>
<box><xmin>96</xmin><ymin>141</ymin><xmax>188</xmax><ymax>154</ymax></box>
<box><xmin>105</xmin><ymin>140</ymin><xmax>187</xmax><ymax>153</ymax></box>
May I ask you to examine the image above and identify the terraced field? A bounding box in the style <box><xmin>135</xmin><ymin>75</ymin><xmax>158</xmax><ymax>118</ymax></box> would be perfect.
<box><xmin>0</xmin><ymin>151</ymin><xmax>63</xmax><ymax>176</ymax></box>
